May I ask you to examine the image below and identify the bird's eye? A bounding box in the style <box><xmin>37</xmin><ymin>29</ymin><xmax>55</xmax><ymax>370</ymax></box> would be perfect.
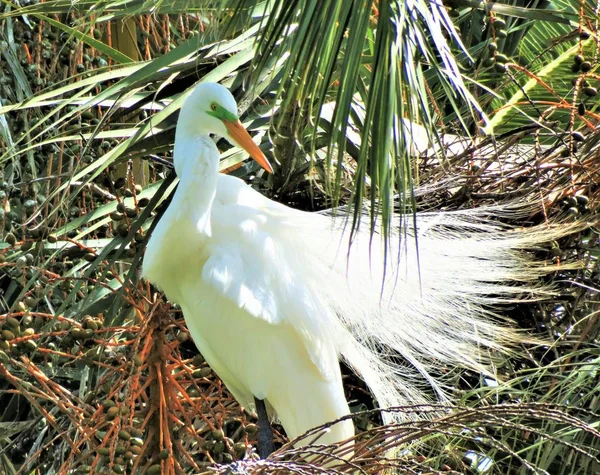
<box><xmin>210</xmin><ymin>102</ymin><xmax>217</xmax><ymax>111</ymax></box>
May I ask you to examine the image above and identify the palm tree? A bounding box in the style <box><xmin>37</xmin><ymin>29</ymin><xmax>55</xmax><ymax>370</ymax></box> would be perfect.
<box><xmin>0</xmin><ymin>0</ymin><xmax>599</xmax><ymax>473</ymax></box>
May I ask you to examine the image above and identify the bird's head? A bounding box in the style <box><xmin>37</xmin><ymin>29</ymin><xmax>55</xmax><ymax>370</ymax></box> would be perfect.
<box><xmin>178</xmin><ymin>82</ymin><xmax>273</xmax><ymax>173</ymax></box>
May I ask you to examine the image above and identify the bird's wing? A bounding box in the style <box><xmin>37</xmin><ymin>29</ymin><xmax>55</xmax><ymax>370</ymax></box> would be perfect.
<box><xmin>200</xmin><ymin>174</ymin><xmax>341</xmax><ymax>381</ymax></box>
<box><xmin>205</xmin><ymin>175</ymin><xmax>583</xmax><ymax>427</ymax></box>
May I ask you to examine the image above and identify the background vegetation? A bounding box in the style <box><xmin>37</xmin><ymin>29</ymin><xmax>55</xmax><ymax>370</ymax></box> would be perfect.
<box><xmin>0</xmin><ymin>0</ymin><xmax>599</xmax><ymax>473</ymax></box>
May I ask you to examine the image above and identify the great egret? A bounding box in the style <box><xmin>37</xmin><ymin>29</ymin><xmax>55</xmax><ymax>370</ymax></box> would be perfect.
<box><xmin>142</xmin><ymin>81</ymin><xmax>564</xmax><ymax>456</ymax></box>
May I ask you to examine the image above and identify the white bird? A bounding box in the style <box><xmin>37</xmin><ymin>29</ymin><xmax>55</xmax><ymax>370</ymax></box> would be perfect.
<box><xmin>142</xmin><ymin>82</ymin><xmax>566</xmax><ymax>454</ymax></box>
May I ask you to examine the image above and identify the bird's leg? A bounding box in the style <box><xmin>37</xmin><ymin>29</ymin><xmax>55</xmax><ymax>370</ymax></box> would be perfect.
<box><xmin>254</xmin><ymin>397</ymin><xmax>274</xmax><ymax>458</ymax></box>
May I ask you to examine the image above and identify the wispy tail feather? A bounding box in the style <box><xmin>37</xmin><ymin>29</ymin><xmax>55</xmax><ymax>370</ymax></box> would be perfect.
<box><xmin>290</xmin><ymin>201</ymin><xmax>588</xmax><ymax>423</ymax></box>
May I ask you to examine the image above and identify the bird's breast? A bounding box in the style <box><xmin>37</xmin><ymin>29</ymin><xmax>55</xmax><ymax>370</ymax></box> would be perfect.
<box><xmin>142</xmin><ymin>212</ymin><xmax>210</xmax><ymax>302</ymax></box>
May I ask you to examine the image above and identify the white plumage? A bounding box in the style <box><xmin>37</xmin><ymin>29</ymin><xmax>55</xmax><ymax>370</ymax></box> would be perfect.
<box><xmin>142</xmin><ymin>82</ymin><xmax>567</xmax><ymax>448</ymax></box>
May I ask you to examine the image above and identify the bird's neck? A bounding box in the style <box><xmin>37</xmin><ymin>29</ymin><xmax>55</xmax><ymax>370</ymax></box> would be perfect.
<box><xmin>171</xmin><ymin>134</ymin><xmax>219</xmax><ymax>233</ymax></box>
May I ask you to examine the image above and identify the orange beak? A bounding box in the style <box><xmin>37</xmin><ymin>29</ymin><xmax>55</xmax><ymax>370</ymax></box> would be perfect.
<box><xmin>223</xmin><ymin>120</ymin><xmax>273</xmax><ymax>173</ymax></box>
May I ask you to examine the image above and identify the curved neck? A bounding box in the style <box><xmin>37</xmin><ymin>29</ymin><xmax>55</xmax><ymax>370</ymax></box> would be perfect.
<box><xmin>171</xmin><ymin>134</ymin><xmax>219</xmax><ymax>233</ymax></box>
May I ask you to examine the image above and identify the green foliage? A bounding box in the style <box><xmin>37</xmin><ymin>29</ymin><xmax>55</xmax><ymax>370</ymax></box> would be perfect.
<box><xmin>0</xmin><ymin>0</ymin><xmax>598</xmax><ymax>473</ymax></box>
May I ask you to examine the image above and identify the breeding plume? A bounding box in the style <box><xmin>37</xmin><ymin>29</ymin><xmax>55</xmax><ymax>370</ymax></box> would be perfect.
<box><xmin>142</xmin><ymin>81</ymin><xmax>563</xmax><ymax>453</ymax></box>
